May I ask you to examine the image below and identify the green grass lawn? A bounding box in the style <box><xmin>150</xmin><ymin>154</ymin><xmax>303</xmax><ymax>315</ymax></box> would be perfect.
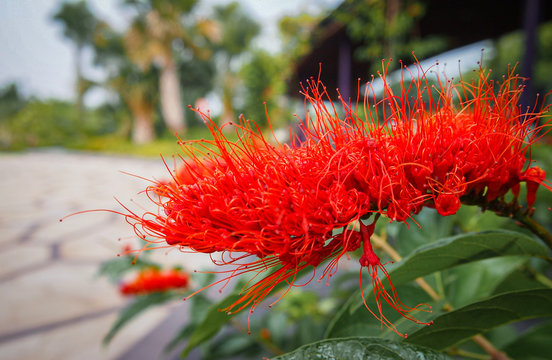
<box><xmin>68</xmin><ymin>126</ymin><xmax>242</xmax><ymax>158</ymax></box>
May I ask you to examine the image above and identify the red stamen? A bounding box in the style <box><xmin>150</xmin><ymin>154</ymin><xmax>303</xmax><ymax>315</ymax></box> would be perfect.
<box><xmin>358</xmin><ymin>221</ymin><xmax>432</xmax><ymax>338</ymax></box>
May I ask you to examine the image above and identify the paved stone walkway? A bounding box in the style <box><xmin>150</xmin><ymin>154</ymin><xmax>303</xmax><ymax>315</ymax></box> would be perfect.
<box><xmin>0</xmin><ymin>149</ymin><xmax>212</xmax><ymax>360</ymax></box>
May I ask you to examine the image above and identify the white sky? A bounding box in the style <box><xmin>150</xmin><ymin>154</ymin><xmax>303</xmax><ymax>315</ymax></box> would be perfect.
<box><xmin>0</xmin><ymin>0</ymin><xmax>339</xmax><ymax>105</ymax></box>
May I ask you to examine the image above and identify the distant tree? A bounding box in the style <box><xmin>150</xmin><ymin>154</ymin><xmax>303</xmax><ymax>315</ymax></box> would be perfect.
<box><xmin>0</xmin><ymin>83</ymin><xmax>27</xmax><ymax>120</ymax></box>
<box><xmin>278</xmin><ymin>13</ymin><xmax>321</xmax><ymax>68</ymax></box>
<box><xmin>52</xmin><ymin>1</ymin><xmax>98</xmax><ymax>114</ymax></box>
<box><xmin>211</xmin><ymin>2</ymin><xmax>260</xmax><ymax>125</ymax></box>
<box><xmin>335</xmin><ymin>0</ymin><xmax>446</xmax><ymax>71</ymax></box>
<box><xmin>92</xmin><ymin>21</ymin><xmax>158</xmax><ymax>143</ymax></box>
<box><xmin>491</xmin><ymin>21</ymin><xmax>552</xmax><ymax>106</ymax></box>
<box><xmin>241</xmin><ymin>50</ymin><xmax>286</xmax><ymax>127</ymax></box>
<box><xmin>123</xmin><ymin>0</ymin><xmax>217</xmax><ymax>135</ymax></box>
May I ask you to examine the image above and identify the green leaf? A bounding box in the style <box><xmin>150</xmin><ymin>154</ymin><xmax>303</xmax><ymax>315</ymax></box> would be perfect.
<box><xmin>326</xmin><ymin>230</ymin><xmax>548</xmax><ymax>338</ymax></box>
<box><xmin>500</xmin><ymin>320</ymin><xmax>552</xmax><ymax>360</ymax></box>
<box><xmin>327</xmin><ymin>284</ymin><xmax>443</xmax><ymax>339</ymax></box>
<box><xmin>205</xmin><ymin>332</ymin><xmax>259</xmax><ymax>358</ymax></box>
<box><xmin>273</xmin><ymin>337</ymin><xmax>452</xmax><ymax>360</ymax></box>
<box><xmin>443</xmin><ymin>257</ymin><xmax>527</xmax><ymax>308</ymax></box>
<box><xmin>386</xmin><ymin>208</ymin><xmax>456</xmax><ymax>256</ymax></box>
<box><xmin>180</xmin><ymin>292</ymin><xmax>242</xmax><ymax>358</ymax></box>
<box><xmin>405</xmin><ymin>289</ymin><xmax>552</xmax><ymax>350</ymax></box>
<box><xmin>103</xmin><ymin>292</ymin><xmax>178</xmax><ymax>345</ymax></box>
<box><xmin>387</xmin><ymin>230</ymin><xmax>548</xmax><ymax>287</ymax></box>
<box><xmin>97</xmin><ymin>256</ymin><xmax>158</xmax><ymax>284</ymax></box>
<box><xmin>163</xmin><ymin>293</ymin><xmax>213</xmax><ymax>354</ymax></box>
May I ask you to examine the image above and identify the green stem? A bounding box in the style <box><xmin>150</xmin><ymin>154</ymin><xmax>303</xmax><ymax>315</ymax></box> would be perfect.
<box><xmin>465</xmin><ymin>196</ymin><xmax>552</xmax><ymax>251</ymax></box>
<box><xmin>513</xmin><ymin>210</ymin><xmax>552</xmax><ymax>250</ymax></box>
<box><xmin>449</xmin><ymin>348</ymin><xmax>490</xmax><ymax>360</ymax></box>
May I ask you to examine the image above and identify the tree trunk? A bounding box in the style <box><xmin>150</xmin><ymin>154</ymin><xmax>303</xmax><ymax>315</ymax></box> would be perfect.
<box><xmin>160</xmin><ymin>58</ymin><xmax>186</xmax><ymax>135</ymax></box>
<box><xmin>75</xmin><ymin>45</ymin><xmax>84</xmax><ymax>117</ymax></box>
<box><xmin>132</xmin><ymin>112</ymin><xmax>155</xmax><ymax>144</ymax></box>
<box><xmin>384</xmin><ymin>0</ymin><xmax>400</xmax><ymax>60</ymax></box>
<box><xmin>220</xmin><ymin>71</ymin><xmax>235</xmax><ymax>127</ymax></box>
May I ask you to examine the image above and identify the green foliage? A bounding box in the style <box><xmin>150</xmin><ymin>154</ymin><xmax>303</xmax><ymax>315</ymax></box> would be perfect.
<box><xmin>212</xmin><ymin>2</ymin><xmax>260</xmax><ymax>58</ymax></box>
<box><xmin>325</xmin><ymin>229</ymin><xmax>549</xmax><ymax>339</ymax></box>
<box><xmin>406</xmin><ymin>289</ymin><xmax>552</xmax><ymax>350</ymax></box>
<box><xmin>0</xmin><ymin>83</ymin><xmax>27</xmax><ymax>120</ymax></box>
<box><xmin>240</xmin><ymin>50</ymin><xmax>288</xmax><ymax>126</ymax></box>
<box><xmin>500</xmin><ymin>320</ymin><xmax>552</xmax><ymax>360</ymax></box>
<box><xmin>0</xmin><ymin>99</ymin><xmax>120</xmax><ymax>150</ymax></box>
<box><xmin>335</xmin><ymin>0</ymin><xmax>447</xmax><ymax>71</ymax></box>
<box><xmin>278</xmin><ymin>13</ymin><xmax>321</xmax><ymax>63</ymax></box>
<box><xmin>103</xmin><ymin>291</ymin><xmax>179</xmax><ymax>345</ymax></box>
<box><xmin>97</xmin><ymin>255</ymin><xmax>160</xmax><ymax>285</ymax></box>
<box><xmin>53</xmin><ymin>0</ymin><xmax>98</xmax><ymax>47</ymax></box>
<box><xmin>491</xmin><ymin>21</ymin><xmax>552</xmax><ymax>98</ymax></box>
<box><xmin>180</xmin><ymin>293</ymin><xmax>242</xmax><ymax>357</ymax></box>
<box><xmin>274</xmin><ymin>337</ymin><xmax>452</xmax><ymax>360</ymax></box>
<box><xmin>178</xmin><ymin>55</ymin><xmax>216</xmax><ymax>122</ymax></box>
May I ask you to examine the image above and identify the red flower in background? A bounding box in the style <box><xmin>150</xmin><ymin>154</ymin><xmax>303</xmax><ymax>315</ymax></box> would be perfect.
<box><xmin>120</xmin><ymin>268</ymin><xmax>190</xmax><ymax>296</ymax></box>
<box><xmin>114</xmin><ymin>61</ymin><xmax>550</xmax><ymax>337</ymax></box>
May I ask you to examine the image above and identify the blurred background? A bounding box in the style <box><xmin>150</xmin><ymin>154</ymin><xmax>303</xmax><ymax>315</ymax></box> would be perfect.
<box><xmin>1</xmin><ymin>0</ymin><xmax>551</xmax><ymax>153</ymax></box>
<box><xmin>1</xmin><ymin>1</ymin><xmax>552</xmax><ymax>359</ymax></box>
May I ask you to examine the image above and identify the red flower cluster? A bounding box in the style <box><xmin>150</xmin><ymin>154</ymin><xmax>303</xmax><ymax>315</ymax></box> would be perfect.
<box><xmin>120</xmin><ymin>268</ymin><xmax>190</xmax><ymax>296</ymax></box>
<box><xmin>119</xmin><ymin>62</ymin><xmax>550</xmax><ymax>336</ymax></box>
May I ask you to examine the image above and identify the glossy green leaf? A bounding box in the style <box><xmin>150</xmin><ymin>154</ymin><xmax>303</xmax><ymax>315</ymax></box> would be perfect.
<box><xmin>406</xmin><ymin>289</ymin><xmax>552</xmax><ymax>350</ymax></box>
<box><xmin>274</xmin><ymin>337</ymin><xmax>452</xmax><ymax>360</ymax></box>
<box><xmin>326</xmin><ymin>230</ymin><xmax>548</xmax><ymax>338</ymax></box>
<box><xmin>103</xmin><ymin>291</ymin><xmax>178</xmax><ymax>345</ymax></box>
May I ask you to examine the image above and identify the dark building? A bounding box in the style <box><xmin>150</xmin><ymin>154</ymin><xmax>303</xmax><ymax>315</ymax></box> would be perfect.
<box><xmin>289</xmin><ymin>0</ymin><xmax>552</xmax><ymax>100</ymax></box>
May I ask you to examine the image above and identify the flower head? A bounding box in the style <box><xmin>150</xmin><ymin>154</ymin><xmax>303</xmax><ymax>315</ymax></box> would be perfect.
<box><xmin>116</xmin><ymin>61</ymin><xmax>550</xmax><ymax>336</ymax></box>
<box><xmin>120</xmin><ymin>268</ymin><xmax>190</xmax><ymax>296</ymax></box>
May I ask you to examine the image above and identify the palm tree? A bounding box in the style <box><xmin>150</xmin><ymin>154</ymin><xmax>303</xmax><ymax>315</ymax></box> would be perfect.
<box><xmin>93</xmin><ymin>21</ymin><xmax>158</xmax><ymax>144</ymax></box>
<box><xmin>52</xmin><ymin>1</ymin><xmax>98</xmax><ymax>114</ymax></box>
<box><xmin>123</xmin><ymin>0</ymin><xmax>216</xmax><ymax>135</ymax></box>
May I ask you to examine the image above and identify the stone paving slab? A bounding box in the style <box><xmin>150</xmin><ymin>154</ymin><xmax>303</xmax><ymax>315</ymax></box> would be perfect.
<box><xmin>0</xmin><ymin>149</ymin><xmax>212</xmax><ymax>360</ymax></box>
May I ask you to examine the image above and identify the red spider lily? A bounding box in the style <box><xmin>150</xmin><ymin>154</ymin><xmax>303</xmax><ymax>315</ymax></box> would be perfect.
<box><xmin>109</xmin><ymin>61</ymin><xmax>550</xmax><ymax>337</ymax></box>
<box><xmin>120</xmin><ymin>268</ymin><xmax>190</xmax><ymax>296</ymax></box>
